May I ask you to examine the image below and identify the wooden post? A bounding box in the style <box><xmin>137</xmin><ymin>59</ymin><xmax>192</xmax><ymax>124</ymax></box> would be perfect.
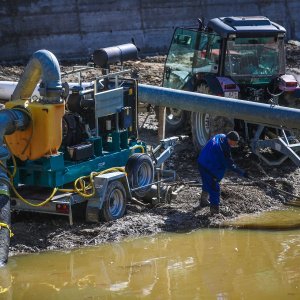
<box><xmin>158</xmin><ymin>106</ymin><xmax>166</xmax><ymax>142</ymax></box>
<box><xmin>158</xmin><ymin>106</ymin><xmax>166</xmax><ymax>171</ymax></box>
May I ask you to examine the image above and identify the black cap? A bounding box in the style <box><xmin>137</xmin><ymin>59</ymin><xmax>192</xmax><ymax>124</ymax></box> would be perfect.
<box><xmin>226</xmin><ymin>131</ymin><xmax>240</xmax><ymax>142</ymax></box>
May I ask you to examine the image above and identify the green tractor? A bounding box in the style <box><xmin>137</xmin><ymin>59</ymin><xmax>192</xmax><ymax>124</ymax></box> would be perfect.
<box><xmin>161</xmin><ymin>16</ymin><xmax>300</xmax><ymax>158</ymax></box>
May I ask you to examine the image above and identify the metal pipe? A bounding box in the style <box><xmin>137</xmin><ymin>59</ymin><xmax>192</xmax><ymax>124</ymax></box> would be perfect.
<box><xmin>11</xmin><ymin>49</ymin><xmax>62</xmax><ymax>103</ymax></box>
<box><xmin>0</xmin><ymin>81</ymin><xmax>39</xmax><ymax>101</ymax></box>
<box><xmin>0</xmin><ymin>81</ymin><xmax>92</xmax><ymax>101</ymax></box>
<box><xmin>138</xmin><ymin>84</ymin><xmax>300</xmax><ymax>130</ymax></box>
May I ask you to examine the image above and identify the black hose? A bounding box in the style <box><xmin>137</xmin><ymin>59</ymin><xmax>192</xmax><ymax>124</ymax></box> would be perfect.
<box><xmin>0</xmin><ymin>195</ymin><xmax>10</xmax><ymax>266</ymax></box>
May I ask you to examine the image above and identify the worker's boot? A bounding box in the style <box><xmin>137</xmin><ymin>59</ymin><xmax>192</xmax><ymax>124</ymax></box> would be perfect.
<box><xmin>210</xmin><ymin>205</ymin><xmax>220</xmax><ymax>215</ymax></box>
<box><xmin>199</xmin><ymin>191</ymin><xmax>210</xmax><ymax>208</ymax></box>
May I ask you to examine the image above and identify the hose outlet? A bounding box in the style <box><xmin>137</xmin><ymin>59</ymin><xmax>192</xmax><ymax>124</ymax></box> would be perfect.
<box><xmin>11</xmin><ymin>49</ymin><xmax>62</xmax><ymax>104</ymax></box>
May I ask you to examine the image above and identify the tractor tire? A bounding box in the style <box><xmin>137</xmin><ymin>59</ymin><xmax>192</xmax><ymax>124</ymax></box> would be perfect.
<box><xmin>0</xmin><ymin>195</ymin><xmax>10</xmax><ymax>266</ymax></box>
<box><xmin>191</xmin><ymin>84</ymin><xmax>234</xmax><ymax>152</ymax></box>
<box><xmin>154</xmin><ymin>106</ymin><xmax>189</xmax><ymax>134</ymax></box>
<box><xmin>99</xmin><ymin>180</ymin><xmax>127</xmax><ymax>222</ymax></box>
<box><xmin>125</xmin><ymin>153</ymin><xmax>154</xmax><ymax>197</ymax></box>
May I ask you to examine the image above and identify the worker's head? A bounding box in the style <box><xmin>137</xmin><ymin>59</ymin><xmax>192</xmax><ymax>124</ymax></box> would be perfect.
<box><xmin>226</xmin><ymin>131</ymin><xmax>240</xmax><ymax>148</ymax></box>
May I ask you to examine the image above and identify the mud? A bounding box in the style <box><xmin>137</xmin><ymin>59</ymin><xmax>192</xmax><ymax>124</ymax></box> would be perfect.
<box><xmin>1</xmin><ymin>47</ymin><xmax>300</xmax><ymax>257</ymax></box>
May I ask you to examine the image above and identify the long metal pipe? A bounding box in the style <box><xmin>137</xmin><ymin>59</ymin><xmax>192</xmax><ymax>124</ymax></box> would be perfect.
<box><xmin>138</xmin><ymin>84</ymin><xmax>300</xmax><ymax>130</ymax></box>
<box><xmin>0</xmin><ymin>81</ymin><xmax>92</xmax><ymax>101</ymax></box>
<box><xmin>11</xmin><ymin>49</ymin><xmax>62</xmax><ymax>103</ymax></box>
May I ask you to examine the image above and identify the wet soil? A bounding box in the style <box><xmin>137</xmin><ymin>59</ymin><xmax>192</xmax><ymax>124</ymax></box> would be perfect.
<box><xmin>2</xmin><ymin>46</ymin><xmax>300</xmax><ymax>257</ymax></box>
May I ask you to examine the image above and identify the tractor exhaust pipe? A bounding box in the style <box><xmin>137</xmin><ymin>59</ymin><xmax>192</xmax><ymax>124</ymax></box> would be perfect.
<box><xmin>138</xmin><ymin>84</ymin><xmax>300</xmax><ymax>130</ymax></box>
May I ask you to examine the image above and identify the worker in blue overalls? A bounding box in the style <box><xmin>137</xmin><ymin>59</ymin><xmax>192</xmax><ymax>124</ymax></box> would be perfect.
<box><xmin>197</xmin><ymin>131</ymin><xmax>248</xmax><ymax>215</ymax></box>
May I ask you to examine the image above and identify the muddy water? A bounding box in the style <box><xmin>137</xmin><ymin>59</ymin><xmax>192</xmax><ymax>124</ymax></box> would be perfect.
<box><xmin>224</xmin><ymin>207</ymin><xmax>300</xmax><ymax>229</ymax></box>
<box><xmin>1</xmin><ymin>209</ymin><xmax>300</xmax><ymax>299</ymax></box>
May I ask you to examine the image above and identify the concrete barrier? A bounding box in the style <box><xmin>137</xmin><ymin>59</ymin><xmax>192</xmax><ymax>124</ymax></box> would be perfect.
<box><xmin>0</xmin><ymin>0</ymin><xmax>299</xmax><ymax>61</ymax></box>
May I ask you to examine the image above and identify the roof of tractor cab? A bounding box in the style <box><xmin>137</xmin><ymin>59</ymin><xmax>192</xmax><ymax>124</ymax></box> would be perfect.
<box><xmin>207</xmin><ymin>16</ymin><xmax>286</xmax><ymax>38</ymax></box>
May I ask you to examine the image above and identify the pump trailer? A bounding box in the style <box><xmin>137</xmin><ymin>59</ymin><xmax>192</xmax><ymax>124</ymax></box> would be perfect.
<box><xmin>0</xmin><ymin>44</ymin><xmax>179</xmax><ymax>265</ymax></box>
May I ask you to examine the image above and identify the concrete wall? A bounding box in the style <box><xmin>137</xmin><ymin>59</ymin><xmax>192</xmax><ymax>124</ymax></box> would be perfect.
<box><xmin>0</xmin><ymin>0</ymin><xmax>299</xmax><ymax>62</ymax></box>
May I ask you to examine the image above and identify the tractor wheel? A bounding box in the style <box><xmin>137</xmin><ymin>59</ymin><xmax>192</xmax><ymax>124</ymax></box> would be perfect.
<box><xmin>125</xmin><ymin>153</ymin><xmax>154</xmax><ymax>197</ymax></box>
<box><xmin>0</xmin><ymin>195</ymin><xmax>10</xmax><ymax>266</ymax></box>
<box><xmin>154</xmin><ymin>106</ymin><xmax>189</xmax><ymax>133</ymax></box>
<box><xmin>99</xmin><ymin>180</ymin><xmax>127</xmax><ymax>221</ymax></box>
<box><xmin>191</xmin><ymin>84</ymin><xmax>234</xmax><ymax>152</ymax></box>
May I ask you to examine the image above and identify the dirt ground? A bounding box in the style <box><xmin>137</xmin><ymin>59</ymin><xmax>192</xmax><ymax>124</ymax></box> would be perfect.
<box><xmin>1</xmin><ymin>42</ymin><xmax>300</xmax><ymax>257</ymax></box>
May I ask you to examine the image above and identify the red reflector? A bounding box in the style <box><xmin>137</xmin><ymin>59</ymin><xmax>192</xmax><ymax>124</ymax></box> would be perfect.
<box><xmin>286</xmin><ymin>82</ymin><xmax>297</xmax><ymax>87</ymax></box>
<box><xmin>56</xmin><ymin>204</ymin><xmax>69</xmax><ymax>214</ymax></box>
<box><xmin>224</xmin><ymin>84</ymin><xmax>236</xmax><ymax>89</ymax></box>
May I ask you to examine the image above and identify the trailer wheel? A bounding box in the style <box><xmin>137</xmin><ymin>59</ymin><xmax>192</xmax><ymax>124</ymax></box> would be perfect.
<box><xmin>99</xmin><ymin>180</ymin><xmax>127</xmax><ymax>221</ymax></box>
<box><xmin>191</xmin><ymin>84</ymin><xmax>234</xmax><ymax>152</ymax></box>
<box><xmin>125</xmin><ymin>153</ymin><xmax>154</xmax><ymax>197</ymax></box>
<box><xmin>0</xmin><ymin>195</ymin><xmax>10</xmax><ymax>266</ymax></box>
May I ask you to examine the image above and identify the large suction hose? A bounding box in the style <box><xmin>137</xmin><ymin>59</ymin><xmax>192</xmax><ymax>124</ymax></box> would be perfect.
<box><xmin>0</xmin><ymin>193</ymin><xmax>10</xmax><ymax>267</ymax></box>
<box><xmin>11</xmin><ymin>49</ymin><xmax>62</xmax><ymax>103</ymax></box>
<box><xmin>0</xmin><ymin>108</ymin><xmax>29</xmax><ymax>266</ymax></box>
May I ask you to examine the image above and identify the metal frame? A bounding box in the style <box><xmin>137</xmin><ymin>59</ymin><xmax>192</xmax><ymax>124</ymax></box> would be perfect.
<box><xmin>11</xmin><ymin>192</ymin><xmax>85</xmax><ymax>225</ymax></box>
<box><xmin>251</xmin><ymin>125</ymin><xmax>300</xmax><ymax>166</ymax></box>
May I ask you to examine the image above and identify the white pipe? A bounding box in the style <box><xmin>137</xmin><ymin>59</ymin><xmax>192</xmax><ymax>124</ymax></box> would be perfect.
<box><xmin>0</xmin><ymin>81</ymin><xmax>92</xmax><ymax>101</ymax></box>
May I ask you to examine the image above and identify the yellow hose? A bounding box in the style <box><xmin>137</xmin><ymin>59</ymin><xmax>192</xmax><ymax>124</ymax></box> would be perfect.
<box><xmin>10</xmin><ymin>184</ymin><xmax>59</xmax><ymax>207</ymax></box>
<box><xmin>0</xmin><ymin>222</ymin><xmax>14</xmax><ymax>238</ymax></box>
<box><xmin>131</xmin><ymin>145</ymin><xmax>145</xmax><ymax>153</ymax></box>
<box><xmin>70</xmin><ymin>167</ymin><xmax>126</xmax><ymax>198</ymax></box>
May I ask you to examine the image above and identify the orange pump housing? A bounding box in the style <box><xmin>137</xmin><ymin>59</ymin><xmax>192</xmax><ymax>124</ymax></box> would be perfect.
<box><xmin>5</xmin><ymin>100</ymin><xmax>65</xmax><ymax>161</ymax></box>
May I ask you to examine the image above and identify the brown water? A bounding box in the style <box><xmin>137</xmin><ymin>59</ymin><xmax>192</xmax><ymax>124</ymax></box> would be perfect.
<box><xmin>1</xmin><ymin>209</ymin><xmax>300</xmax><ymax>300</ymax></box>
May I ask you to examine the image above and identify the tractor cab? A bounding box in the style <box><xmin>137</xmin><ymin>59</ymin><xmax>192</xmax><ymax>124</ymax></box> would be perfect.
<box><xmin>163</xmin><ymin>16</ymin><xmax>286</xmax><ymax>90</ymax></box>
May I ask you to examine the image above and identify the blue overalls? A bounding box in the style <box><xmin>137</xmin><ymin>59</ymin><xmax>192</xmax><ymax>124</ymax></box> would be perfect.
<box><xmin>197</xmin><ymin>134</ymin><xmax>244</xmax><ymax>205</ymax></box>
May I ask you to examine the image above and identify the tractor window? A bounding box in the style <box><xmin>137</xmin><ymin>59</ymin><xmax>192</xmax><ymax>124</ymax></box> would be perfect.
<box><xmin>225</xmin><ymin>37</ymin><xmax>285</xmax><ymax>80</ymax></box>
<box><xmin>174</xmin><ymin>34</ymin><xmax>192</xmax><ymax>46</ymax></box>
<box><xmin>163</xmin><ymin>28</ymin><xmax>197</xmax><ymax>89</ymax></box>
<box><xmin>192</xmin><ymin>33</ymin><xmax>220</xmax><ymax>74</ymax></box>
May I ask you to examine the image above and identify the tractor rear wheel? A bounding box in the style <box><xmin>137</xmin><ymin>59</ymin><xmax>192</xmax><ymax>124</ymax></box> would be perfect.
<box><xmin>154</xmin><ymin>106</ymin><xmax>189</xmax><ymax>133</ymax></box>
<box><xmin>191</xmin><ymin>84</ymin><xmax>234</xmax><ymax>152</ymax></box>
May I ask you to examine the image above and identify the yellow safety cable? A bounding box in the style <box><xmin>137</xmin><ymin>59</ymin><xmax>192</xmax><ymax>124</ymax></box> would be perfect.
<box><xmin>67</xmin><ymin>167</ymin><xmax>126</xmax><ymax>198</ymax></box>
<box><xmin>0</xmin><ymin>222</ymin><xmax>14</xmax><ymax>238</ymax></box>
